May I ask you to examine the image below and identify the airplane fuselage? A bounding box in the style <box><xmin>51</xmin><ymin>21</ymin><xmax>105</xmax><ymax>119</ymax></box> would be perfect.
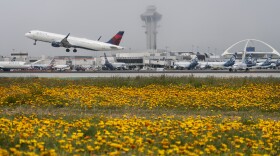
<box><xmin>174</xmin><ymin>62</ymin><xmax>191</xmax><ymax>68</ymax></box>
<box><xmin>25</xmin><ymin>30</ymin><xmax>124</xmax><ymax>51</ymax></box>
<box><xmin>0</xmin><ymin>61</ymin><xmax>30</xmax><ymax>71</ymax></box>
<box><xmin>174</xmin><ymin>59</ymin><xmax>198</xmax><ymax>70</ymax></box>
<box><xmin>207</xmin><ymin>62</ymin><xmax>227</xmax><ymax>68</ymax></box>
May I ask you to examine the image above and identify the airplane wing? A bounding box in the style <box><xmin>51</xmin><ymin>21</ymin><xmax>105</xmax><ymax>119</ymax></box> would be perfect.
<box><xmin>60</xmin><ymin>33</ymin><xmax>72</xmax><ymax>48</ymax></box>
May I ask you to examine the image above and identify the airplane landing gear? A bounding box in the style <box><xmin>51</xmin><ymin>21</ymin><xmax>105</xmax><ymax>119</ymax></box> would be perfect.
<box><xmin>33</xmin><ymin>40</ymin><xmax>37</xmax><ymax>45</ymax></box>
<box><xmin>73</xmin><ymin>49</ymin><xmax>77</xmax><ymax>53</ymax></box>
<box><xmin>66</xmin><ymin>49</ymin><xmax>70</xmax><ymax>52</ymax></box>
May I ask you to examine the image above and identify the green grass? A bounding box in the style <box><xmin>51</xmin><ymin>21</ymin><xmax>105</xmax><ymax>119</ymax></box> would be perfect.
<box><xmin>0</xmin><ymin>76</ymin><xmax>279</xmax><ymax>88</ymax></box>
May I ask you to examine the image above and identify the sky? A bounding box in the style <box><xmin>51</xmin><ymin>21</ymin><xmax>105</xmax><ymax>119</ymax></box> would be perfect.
<box><xmin>0</xmin><ymin>0</ymin><xmax>280</xmax><ymax>57</ymax></box>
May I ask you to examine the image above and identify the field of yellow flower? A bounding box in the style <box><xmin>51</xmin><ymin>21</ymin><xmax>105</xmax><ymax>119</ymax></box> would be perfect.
<box><xmin>0</xmin><ymin>77</ymin><xmax>279</xmax><ymax>155</ymax></box>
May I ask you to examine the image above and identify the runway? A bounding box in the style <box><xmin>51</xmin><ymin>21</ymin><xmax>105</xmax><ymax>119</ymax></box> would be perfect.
<box><xmin>0</xmin><ymin>70</ymin><xmax>279</xmax><ymax>78</ymax></box>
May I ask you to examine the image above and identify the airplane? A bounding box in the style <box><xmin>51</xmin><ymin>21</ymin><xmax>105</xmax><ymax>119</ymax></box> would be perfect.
<box><xmin>201</xmin><ymin>53</ymin><xmax>237</xmax><ymax>70</ymax></box>
<box><xmin>33</xmin><ymin>58</ymin><xmax>70</xmax><ymax>71</ymax></box>
<box><xmin>49</xmin><ymin>59</ymin><xmax>71</xmax><ymax>71</ymax></box>
<box><xmin>230</xmin><ymin>51</ymin><xmax>250</xmax><ymax>72</ymax></box>
<box><xmin>32</xmin><ymin>59</ymin><xmax>55</xmax><ymax>70</ymax></box>
<box><xmin>103</xmin><ymin>53</ymin><xmax>126</xmax><ymax>70</ymax></box>
<box><xmin>25</xmin><ymin>30</ymin><xmax>125</xmax><ymax>52</ymax></box>
<box><xmin>244</xmin><ymin>54</ymin><xmax>257</xmax><ymax>67</ymax></box>
<box><xmin>230</xmin><ymin>52</ymin><xmax>274</xmax><ymax>72</ymax></box>
<box><xmin>52</xmin><ymin>64</ymin><xmax>70</xmax><ymax>71</ymax></box>
<box><xmin>272</xmin><ymin>59</ymin><xmax>280</xmax><ymax>69</ymax></box>
<box><xmin>252</xmin><ymin>56</ymin><xmax>273</xmax><ymax>69</ymax></box>
<box><xmin>173</xmin><ymin>56</ymin><xmax>198</xmax><ymax>70</ymax></box>
<box><xmin>0</xmin><ymin>58</ymin><xmax>41</xmax><ymax>72</ymax></box>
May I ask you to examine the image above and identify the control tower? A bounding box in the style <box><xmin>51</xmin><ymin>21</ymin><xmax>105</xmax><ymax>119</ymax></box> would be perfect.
<box><xmin>141</xmin><ymin>6</ymin><xmax>162</xmax><ymax>50</ymax></box>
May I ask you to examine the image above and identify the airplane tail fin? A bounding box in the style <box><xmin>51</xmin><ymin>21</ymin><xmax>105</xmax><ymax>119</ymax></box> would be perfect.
<box><xmin>11</xmin><ymin>57</ymin><xmax>16</xmax><ymax>62</ymax></box>
<box><xmin>276</xmin><ymin>59</ymin><xmax>280</xmax><ymax>66</ymax></box>
<box><xmin>253</xmin><ymin>58</ymin><xmax>257</xmax><ymax>64</ymax></box>
<box><xmin>192</xmin><ymin>56</ymin><xmax>198</xmax><ymax>63</ymax></box>
<box><xmin>264</xmin><ymin>55</ymin><xmax>272</xmax><ymax>64</ymax></box>
<box><xmin>106</xmin><ymin>31</ymin><xmax>124</xmax><ymax>46</ymax></box>
<box><xmin>190</xmin><ymin>56</ymin><xmax>199</xmax><ymax>66</ymax></box>
<box><xmin>230</xmin><ymin>53</ymin><xmax>237</xmax><ymax>62</ymax></box>
<box><xmin>104</xmin><ymin>53</ymin><xmax>109</xmax><ymax>64</ymax></box>
<box><xmin>49</xmin><ymin>59</ymin><xmax>56</xmax><ymax>66</ymax></box>
<box><xmin>188</xmin><ymin>56</ymin><xmax>199</xmax><ymax>70</ymax></box>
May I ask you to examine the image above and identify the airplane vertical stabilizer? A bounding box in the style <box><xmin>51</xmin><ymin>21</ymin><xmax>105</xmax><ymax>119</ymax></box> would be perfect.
<box><xmin>104</xmin><ymin>53</ymin><xmax>110</xmax><ymax>64</ymax></box>
<box><xmin>107</xmin><ymin>31</ymin><xmax>124</xmax><ymax>46</ymax></box>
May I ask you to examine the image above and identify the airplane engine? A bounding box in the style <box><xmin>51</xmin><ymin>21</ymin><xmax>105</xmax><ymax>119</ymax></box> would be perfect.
<box><xmin>51</xmin><ymin>41</ymin><xmax>61</xmax><ymax>47</ymax></box>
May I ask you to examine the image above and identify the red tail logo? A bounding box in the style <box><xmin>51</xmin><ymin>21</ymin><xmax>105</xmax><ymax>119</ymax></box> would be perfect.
<box><xmin>107</xmin><ymin>31</ymin><xmax>124</xmax><ymax>46</ymax></box>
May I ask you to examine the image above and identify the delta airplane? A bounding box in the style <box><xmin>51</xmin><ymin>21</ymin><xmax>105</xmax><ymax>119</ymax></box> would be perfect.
<box><xmin>25</xmin><ymin>30</ymin><xmax>125</xmax><ymax>52</ymax></box>
<box><xmin>103</xmin><ymin>53</ymin><xmax>126</xmax><ymax>70</ymax></box>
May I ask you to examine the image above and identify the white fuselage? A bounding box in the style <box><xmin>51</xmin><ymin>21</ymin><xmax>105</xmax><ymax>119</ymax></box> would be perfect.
<box><xmin>206</xmin><ymin>62</ymin><xmax>226</xmax><ymax>68</ymax></box>
<box><xmin>174</xmin><ymin>62</ymin><xmax>191</xmax><ymax>68</ymax></box>
<box><xmin>53</xmin><ymin>65</ymin><xmax>70</xmax><ymax>71</ymax></box>
<box><xmin>25</xmin><ymin>30</ymin><xmax>124</xmax><ymax>51</ymax></box>
<box><xmin>111</xmin><ymin>62</ymin><xmax>126</xmax><ymax>69</ymax></box>
<box><xmin>232</xmin><ymin>62</ymin><xmax>248</xmax><ymax>70</ymax></box>
<box><xmin>0</xmin><ymin>61</ymin><xmax>31</xmax><ymax>70</ymax></box>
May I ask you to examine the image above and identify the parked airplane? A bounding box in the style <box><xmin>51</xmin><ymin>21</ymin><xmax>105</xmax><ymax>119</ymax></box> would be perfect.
<box><xmin>207</xmin><ymin>53</ymin><xmax>237</xmax><ymax>69</ymax></box>
<box><xmin>49</xmin><ymin>59</ymin><xmax>71</xmax><ymax>71</ymax></box>
<box><xmin>230</xmin><ymin>51</ymin><xmax>250</xmax><ymax>72</ymax></box>
<box><xmin>32</xmin><ymin>59</ymin><xmax>55</xmax><ymax>70</ymax></box>
<box><xmin>0</xmin><ymin>59</ymin><xmax>41</xmax><ymax>72</ymax></box>
<box><xmin>33</xmin><ymin>58</ymin><xmax>71</xmax><ymax>71</ymax></box>
<box><xmin>244</xmin><ymin>54</ymin><xmax>257</xmax><ymax>67</ymax></box>
<box><xmin>272</xmin><ymin>59</ymin><xmax>280</xmax><ymax>69</ymax></box>
<box><xmin>53</xmin><ymin>64</ymin><xmax>70</xmax><ymax>71</ymax></box>
<box><xmin>103</xmin><ymin>53</ymin><xmax>126</xmax><ymax>70</ymax></box>
<box><xmin>174</xmin><ymin>56</ymin><xmax>198</xmax><ymax>70</ymax></box>
<box><xmin>25</xmin><ymin>30</ymin><xmax>125</xmax><ymax>52</ymax></box>
<box><xmin>252</xmin><ymin>56</ymin><xmax>273</xmax><ymax>69</ymax></box>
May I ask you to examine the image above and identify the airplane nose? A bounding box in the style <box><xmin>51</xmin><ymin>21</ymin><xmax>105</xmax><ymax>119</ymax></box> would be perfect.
<box><xmin>25</xmin><ymin>32</ymin><xmax>32</xmax><ymax>38</ymax></box>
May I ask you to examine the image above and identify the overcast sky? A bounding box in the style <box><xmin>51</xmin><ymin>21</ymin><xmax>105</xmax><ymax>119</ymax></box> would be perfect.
<box><xmin>0</xmin><ymin>0</ymin><xmax>280</xmax><ymax>57</ymax></box>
